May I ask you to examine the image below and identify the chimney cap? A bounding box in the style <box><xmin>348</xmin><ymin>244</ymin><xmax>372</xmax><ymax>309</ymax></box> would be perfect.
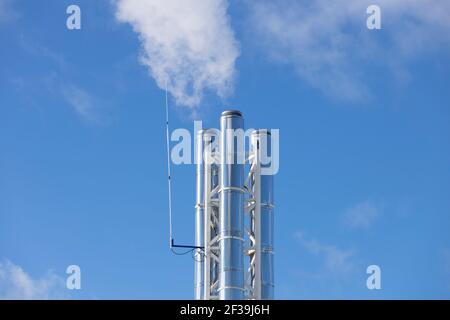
<box><xmin>221</xmin><ymin>110</ymin><xmax>242</xmax><ymax>118</ymax></box>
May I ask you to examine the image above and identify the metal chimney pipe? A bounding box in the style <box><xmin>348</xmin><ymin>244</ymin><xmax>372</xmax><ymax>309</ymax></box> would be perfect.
<box><xmin>218</xmin><ymin>110</ymin><xmax>245</xmax><ymax>300</ymax></box>
<box><xmin>194</xmin><ymin>130</ymin><xmax>205</xmax><ymax>300</ymax></box>
<box><xmin>253</xmin><ymin>130</ymin><xmax>275</xmax><ymax>299</ymax></box>
<box><xmin>202</xmin><ymin>128</ymin><xmax>219</xmax><ymax>300</ymax></box>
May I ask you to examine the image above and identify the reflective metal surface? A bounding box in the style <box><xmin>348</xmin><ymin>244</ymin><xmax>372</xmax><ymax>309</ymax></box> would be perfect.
<box><xmin>218</xmin><ymin>112</ymin><xmax>245</xmax><ymax>300</ymax></box>
<box><xmin>194</xmin><ymin>130</ymin><xmax>205</xmax><ymax>299</ymax></box>
<box><xmin>257</xmin><ymin>130</ymin><xmax>275</xmax><ymax>299</ymax></box>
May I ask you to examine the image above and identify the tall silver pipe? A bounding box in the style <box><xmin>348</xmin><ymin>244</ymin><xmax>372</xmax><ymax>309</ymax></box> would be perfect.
<box><xmin>194</xmin><ymin>130</ymin><xmax>205</xmax><ymax>299</ymax></box>
<box><xmin>255</xmin><ymin>130</ymin><xmax>275</xmax><ymax>299</ymax></box>
<box><xmin>218</xmin><ymin>110</ymin><xmax>245</xmax><ymax>300</ymax></box>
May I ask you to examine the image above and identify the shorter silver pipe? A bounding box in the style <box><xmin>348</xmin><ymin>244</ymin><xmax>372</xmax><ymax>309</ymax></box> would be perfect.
<box><xmin>203</xmin><ymin>128</ymin><xmax>219</xmax><ymax>299</ymax></box>
<box><xmin>253</xmin><ymin>130</ymin><xmax>274</xmax><ymax>300</ymax></box>
<box><xmin>194</xmin><ymin>130</ymin><xmax>205</xmax><ymax>299</ymax></box>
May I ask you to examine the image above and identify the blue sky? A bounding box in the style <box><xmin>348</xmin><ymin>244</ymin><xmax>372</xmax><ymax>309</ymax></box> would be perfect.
<box><xmin>1</xmin><ymin>0</ymin><xmax>450</xmax><ymax>299</ymax></box>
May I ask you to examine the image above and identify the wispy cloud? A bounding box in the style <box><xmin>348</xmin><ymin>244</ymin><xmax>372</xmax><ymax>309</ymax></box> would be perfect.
<box><xmin>289</xmin><ymin>232</ymin><xmax>358</xmax><ymax>296</ymax></box>
<box><xmin>61</xmin><ymin>84</ymin><xmax>111</xmax><ymax>126</ymax></box>
<box><xmin>247</xmin><ymin>0</ymin><xmax>450</xmax><ymax>101</ymax></box>
<box><xmin>0</xmin><ymin>0</ymin><xmax>18</xmax><ymax>24</ymax></box>
<box><xmin>0</xmin><ymin>260</ymin><xmax>67</xmax><ymax>300</ymax></box>
<box><xmin>11</xmin><ymin>37</ymin><xmax>112</xmax><ymax>126</ymax></box>
<box><xmin>114</xmin><ymin>0</ymin><xmax>240</xmax><ymax>108</ymax></box>
<box><xmin>343</xmin><ymin>200</ymin><xmax>380</xmax><ymax>229</ymax></box>
<box><xmin>294</xmin><ymin>232</ymin><xmax>355</xmax><ymax>272</ymax></box>
<box><xmin>443</xmin><ymin>249</ymin><xmax>450</xmax><ymax>287</ymax></box>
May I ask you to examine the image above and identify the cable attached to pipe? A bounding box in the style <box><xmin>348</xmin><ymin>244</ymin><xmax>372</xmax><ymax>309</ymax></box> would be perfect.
<box><xmin>165</xmin><ymin>82</ymin><xmax>204</xmax><ymax>256</ymax></box>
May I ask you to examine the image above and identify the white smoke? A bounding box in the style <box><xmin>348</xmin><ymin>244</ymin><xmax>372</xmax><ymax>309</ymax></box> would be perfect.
<box><xmin>115</xmin><ymin>0</ymin><xmax>239</xmax><ymax>108</ymax></box>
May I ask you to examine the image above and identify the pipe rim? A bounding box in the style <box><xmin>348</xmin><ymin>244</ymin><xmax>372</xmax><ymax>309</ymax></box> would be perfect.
<box><xmin>221</xmin><ymin>110</ymin><xmax>242</xmax><ymax>118</ymax></box>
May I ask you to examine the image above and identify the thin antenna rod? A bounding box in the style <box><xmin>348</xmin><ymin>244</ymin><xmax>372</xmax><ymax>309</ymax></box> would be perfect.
<box><xmin>165</xmin><ymin>82</ymin><xmax>204</xmax><ymax>252</ymax></box>
<box><xmin>165</xmin><ymin>81</ymin><xmax>173</xmax><ymax>249</ymax></box>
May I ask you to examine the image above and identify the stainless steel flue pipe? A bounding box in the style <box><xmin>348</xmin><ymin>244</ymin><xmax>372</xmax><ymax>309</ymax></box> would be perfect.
<box><xmin>218</xmin><ymin>110</ymin><xmax>245</xmax><ymax>300</ymax></box>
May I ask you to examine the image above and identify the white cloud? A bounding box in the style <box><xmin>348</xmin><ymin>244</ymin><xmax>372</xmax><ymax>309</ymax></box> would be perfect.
<box><xmin>344</xmin><ymin>200</ymin><xmax>380</xmax><ymax>229</ymax></box>
<box><xmin>294</xmin><ymin>232</ymin><xmax>355</xmax><ymax>272</ymax></box>
<box><xmin>115</xmin><ymin>0</ymin><xmax>240</xmax><ymax>108</ymax></box>
<box><xmin>248</xmin><ymin>0</ymin><xmax>450</xmax><ymax>101</ymax></box>
<box><xmin>0</xmin><ymin>260</ymin><xmax>66</xmax><ymax>300</ymax></box>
